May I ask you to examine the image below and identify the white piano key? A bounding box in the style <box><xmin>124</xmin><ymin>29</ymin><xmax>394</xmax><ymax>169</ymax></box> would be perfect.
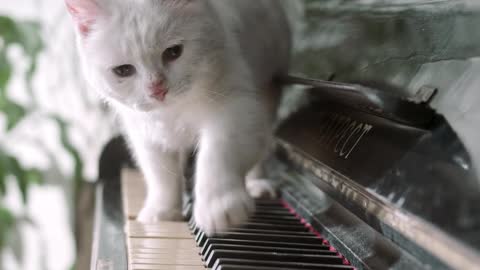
<box><xmin>122</xmin><ymin>169</ymin><xmax>205</xmax><ymax>270</ymax></box>
<box><xmin>128</xmin><ymin>221</ymin><xmax>190</xmax><ymax>230</ymax></box>
<box><xmin>131</xmin><ymin>253</ymin><xmax>201</xmax><ymax>260</ymax></box>
<box><xmin>131</xmin><ymin>265</ymin><xmax>205</xmax><ymax>270</ymax></box>
<box><xmin>130</xmin><ymin>248</ymin><xmax>200</xmax><ymax>255</ymax></box>
<box><xmin>130</xmin><ymin>257</ymin><xmax>204</xmax><ymax>266</ymax></box>
<box><xmin>126</xmin><ymin>221</ymin><xmax>192</xmax><ymax>239</ymax></box>
<box><xmin>128</xmin><ymin>238</ymin><xmax>198</xmax><ymax>249</ymax></box>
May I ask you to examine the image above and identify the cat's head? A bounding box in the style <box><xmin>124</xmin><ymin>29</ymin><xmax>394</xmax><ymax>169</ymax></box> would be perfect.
<box><xmin>66</xmin><ymin>0</ymin><xmax>225</xmax><ymax>111</ymax></box>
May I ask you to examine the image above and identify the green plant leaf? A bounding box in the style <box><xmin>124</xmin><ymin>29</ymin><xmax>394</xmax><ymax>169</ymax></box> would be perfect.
<box><xmin>0</xmin><ymin>16</ymin><xmax>19</xmax><ymax>45</ymax></box>
<box><xmin>15</xmin><ymin>21</ymin><xmax>43</xmax><ymax>100</ymax></box>
<box><xmin>0</xmin><ymin>152</ymin><xmax>42</xmax><ymax>203</ymax></box>
<box><xmin>53</xmin><ymin>117</ymin><xmax>84</xmax><ymax>189</ymax></box>
<box><xmin>0</xmin><ymin>15</ymin><xmax>41</xmax><ymax>129</ymax></box>
<box><xmin>25</xmin><ymin>168</ymin><xmax>42</xmax><ymax>185</ymax></box>
<box><xmin>0</xmin><ymin>14</ymin><xmax>45</xmax><ymax>257</ymax></box>
<box><xmin>6</xmin><ymin>156</ymin><xmax>29</xmax><ymax>203</ymax></box>
<box><xmin>0</xmin><ymin>15</ymin><xmax>43</xmax><ymax>103</ymax></box>
<box><xmin>15</xmin><ymin>21</ymin><xmax>43</xmax><ymax>58</ymax></box>
<box><xmin>0</xmin><ymin>207</ymin><xmax>15</xmax><ymax>250</ymax></box>
<box><xmin>0</xmin><ymin>100</ymin><xmax>27</xmax><ymax>131</ymax></box>
<box><xmin>0</xmin><ymin>16</ymin><xmax>43</xmax><ymax>55</ymax></box>
<box><xmin>0</xmin><ymin>163</ymin><xmax>6</xmax><ymax>196</ymax></box>
<box><xmin>0</xmin><ymin>50</ymin><xmax>12</xmax><ymax>97</ymax></box>
<box><xmin>10</xmin><ymin>221</ymin><xmax>24</xmax><ymax>263</ymax></box>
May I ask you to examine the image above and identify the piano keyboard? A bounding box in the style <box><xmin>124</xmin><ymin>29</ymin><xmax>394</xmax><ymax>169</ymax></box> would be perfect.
<box><xmin>122</xmin><ymin>169</ymin><xmax>354</xmax><ymax>270</ymax></box>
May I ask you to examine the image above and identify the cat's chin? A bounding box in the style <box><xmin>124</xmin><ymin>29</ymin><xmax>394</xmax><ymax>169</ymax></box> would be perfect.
<box><xmin>103</xmin><ymin>96</ymin><xmax>164</xmax><ymax>112</ymax></box>
<box><xmin>130</xmin><ymin>100</ymin><xmax>169</xmax><ymax>112</ymax></box>
<box><xmin>131</xmin><ymin>102</ymin><xmax>158</xmax><ymax>112</ymax></box>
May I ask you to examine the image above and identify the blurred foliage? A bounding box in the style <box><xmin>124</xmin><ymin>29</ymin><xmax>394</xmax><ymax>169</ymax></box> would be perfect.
<box><xmin>54</xmin><ymin>117</ymin><xmax>84</xmax><ymax>193</ymax></box>
<box><xmin>0</xmin><ymin>13</ymin><xmax>86</xmax><ymax>270</ymax></box>
<box><xmin>0</xmin><ymin>206</ymin><xmax>14</xmax><ymax>250</ymax></box>
<box><xmin>0</xmin><ymin>14</ymin><xmax>87</xmax><ymax>269</ymax></box>
<box><xmin>0</xmin><ymin>15</ymin><xmax>44</xmax><ymax>261</ymax></box>
<box><xmin>0</xmin><ymin>16</ymin><xmax>43</xmax><ymax>130</ymax></box>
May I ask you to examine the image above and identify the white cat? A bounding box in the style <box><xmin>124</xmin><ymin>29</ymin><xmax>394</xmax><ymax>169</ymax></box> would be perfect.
<box><xmin>65</xmin><ymin>0</ymin><xmax>291</xmax><ymax>234</ymax></box>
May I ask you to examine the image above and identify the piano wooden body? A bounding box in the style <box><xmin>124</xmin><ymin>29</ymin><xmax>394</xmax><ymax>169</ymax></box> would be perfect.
<box><xmin>90</xmin><ymin>2</ymin><xmax>480</xmax><ymax>269</ymax></box>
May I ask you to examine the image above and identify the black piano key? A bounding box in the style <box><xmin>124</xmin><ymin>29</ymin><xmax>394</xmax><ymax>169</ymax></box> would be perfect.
<box><xmin>231</xmin><ymin>228</ymin><xmax>314</xmax><ymax>236</ymax></box>
<box><xmin>206</xmin><ymin>249</ymin><xmax>344</xmax><ymax>268</ymax></box>
<box><xmin>248</xmin><ymin>217</ymin><xmax>303</xmax><ymax>225</ymax></box>
<box><xmin>219</xmin><ymin>265</ymin><xmax>297</xmax><ymax>270</ymax></box>
<box><xmin>254</xmin><ymin>209</ymin><xmax>295</xmax><ymax>217</ymax></box>
<box><xmin>203</xmin><ymin>243</ymin><xmax>337</xmax><ymax>259</ymax></box>
<box><xmin>212</xmin><ymin>258</ymin><xmax>353</xmax><ymax>270</ymax></box>
<box><xmin>198</xmin><ymin>232</ymin><xmax>323</xmax><ymax>247</ymax></box>
<box><xmin>255</xmin><ymin>209</ymin><xmax>290</xmax><ymax>214</ymax></box>
<box><xmin>189</xmin><ymin>200</ymin><xmax>355</xmax><ymax>269</ymax></box>
<box><xmin>251</xmin><ymin>214</ymin><xmax>299</xmax><ymax>220</ymax></box>
<box><xmin>240</xmin><ymin>222</ymin><xmax>310</xmax><ymax>232</ymax></box>
<box><xmin>188</xmin><ymin>219</ymin><xmax>196</xmax><ymax>230</ymax></box>
<box><xmin>254</xmin><ymin>199</ymin><xmax>284</xmax><ymax>207</ymax></box>
<box><xmin>217</xmin><ymin>265</ymin><xmax>353</xmax><ymax>270</ymax></box>
<box><xmin>189</xmin><ymin>221</ymin><xmax>198</xmax><ymax>232</ymax></box>
<box><xmin>191</xmin><ymin>217</ymin><xmax>303</xmax><ymax>229</ymax></box>
<box><xmin>196</xmin><ymin>231</ymin><xmax>207</xmax><ymax>245</ymax></box>
<box><xmin>255</xmin><ymin>206</ymin><xmax>292</xmax><ymax>214</ymax></box>
<box><xmin>201</xmin><ymin>238</ymin><xmax>330</xmax><ymax>256</ymax></box>
<box><xmin>191</xmin><ymin>220</ymin><xmax>309</xmax><ymax>236</ymax></box>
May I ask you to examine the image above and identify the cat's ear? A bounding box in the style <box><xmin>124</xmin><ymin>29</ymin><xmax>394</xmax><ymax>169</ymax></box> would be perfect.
<box><xmin>65</xmin><ymin>0</ymin><xmax>100</xmax><ymax>37</ymax></box>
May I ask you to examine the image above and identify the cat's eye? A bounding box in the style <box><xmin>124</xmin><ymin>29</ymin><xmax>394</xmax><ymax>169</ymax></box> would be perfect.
<box><xmin>112</xmin><ymin>64</ymin><xmax>136</xmax><ymax>77</ymax></box>
<box><xmin>163</xmin><ymin>45</ymin><xmax>183</xmax><ymax>63</ymax></box>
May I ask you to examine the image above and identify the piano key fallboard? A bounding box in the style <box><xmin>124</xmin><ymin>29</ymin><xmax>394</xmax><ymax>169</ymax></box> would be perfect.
<box><xmin>121</xmin><ymin>169</ymin><xmax>354</xmax><ymax>270</ymax></box>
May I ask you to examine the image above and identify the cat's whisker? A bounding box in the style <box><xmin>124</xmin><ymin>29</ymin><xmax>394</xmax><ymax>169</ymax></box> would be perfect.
<box><xmin>206</xmin><ymin>90</ymin><xmax>228</xmax><ymax>98</ymax></box>
<box><xmin>200</xmin><ymin>92</ymin><xmax>224</xmax><ymax>104</ymax></box>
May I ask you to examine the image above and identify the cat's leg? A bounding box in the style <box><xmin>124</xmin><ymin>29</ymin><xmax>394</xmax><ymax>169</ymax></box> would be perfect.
<box><xmin>134</xmin><ymin>145</ymin><xmax>185</xmax><ymax>223</ymax></box>
<box><xmin>245</xmin><ymin>82</ymin><xmax>281</xmax><ymax>199</ymax></box>
<box><xmin>246</xmin><ymin>156</ymin><xmax>277</xmax><ymax>199</ymax></box>
<box><xmin>194</xmin><ymin>122</ymin><xmax>268</xmax><ymax>234</ymax></box>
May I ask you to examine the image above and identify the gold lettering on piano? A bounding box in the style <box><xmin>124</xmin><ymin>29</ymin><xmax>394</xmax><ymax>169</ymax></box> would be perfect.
<box><xmin>317</xmin><ymin>113</ymin><xmax>373</xmax><ymax>160</ymax></box>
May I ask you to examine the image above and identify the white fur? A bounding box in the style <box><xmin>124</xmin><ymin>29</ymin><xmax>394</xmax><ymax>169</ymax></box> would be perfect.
<box><xmin>66</xmin><ymin>0</ymin><xmax>291</xmax><ymax>234</ymax></box>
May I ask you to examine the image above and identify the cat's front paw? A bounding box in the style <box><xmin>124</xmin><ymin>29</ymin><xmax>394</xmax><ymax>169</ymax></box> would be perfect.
<box><xmin>194</xmin><ymin>189</ymin><xmax>254</xmax><ymax>235</ymax></box>
<box><xmin>247</xmin><ymin>178</ymin><xmax>277</xmax><ymax>199</ymax></box>
<box><xmin>137</xmin><ymin>206</ymin><xmax>184</xmax><ymax>223</ymax></box>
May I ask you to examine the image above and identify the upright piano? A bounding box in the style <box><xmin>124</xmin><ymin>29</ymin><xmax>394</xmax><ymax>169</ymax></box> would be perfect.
<box><xmin>90</xmin><ymin>79</ymin><xmax>480</xmax><ymax>270</ymax></box>
<box><xmin>90</xmin><ymin>2</ymin><xmax>480</xmax><ymax>269</ymax></box>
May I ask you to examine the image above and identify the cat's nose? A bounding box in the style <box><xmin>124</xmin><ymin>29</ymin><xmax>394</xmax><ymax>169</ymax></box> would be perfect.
<box><xmin>149</xmin><ymin>80</ymin><xmax>168</xmax><ymax>101</ymax></box>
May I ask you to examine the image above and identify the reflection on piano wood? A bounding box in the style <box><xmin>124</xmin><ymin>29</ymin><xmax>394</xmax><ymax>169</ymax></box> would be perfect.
<box><xmin>122</xmin><ymin>169</ymin><xmax>354</xmax><ymax>270</ymax></box>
